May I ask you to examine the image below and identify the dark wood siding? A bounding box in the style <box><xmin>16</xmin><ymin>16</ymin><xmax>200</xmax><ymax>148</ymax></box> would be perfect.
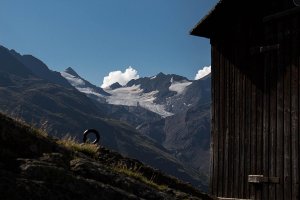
<box><xmin>210</xmin><ymin>13</ymin><xmax>300</xmax><ymax>200</ymax></box>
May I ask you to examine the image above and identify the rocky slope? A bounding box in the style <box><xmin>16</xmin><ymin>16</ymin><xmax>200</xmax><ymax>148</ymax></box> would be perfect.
<box><xmin>138</xmin><ymin>75</ymin><xmax>211</xmax><ymax>178</ymax></box>
<box><xmin>0</xmin><ymin>113</ymin><xmax>213</xmax><ymax>200</ymax></box>
<box><xmin>138</xmin><ymin>102</ymin><xmax>211</xmax><ymax>183</ymax></box>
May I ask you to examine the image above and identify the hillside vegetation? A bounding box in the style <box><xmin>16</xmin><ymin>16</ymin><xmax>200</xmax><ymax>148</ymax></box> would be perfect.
<box><xmin>0</xmin><ymin>113</ymin><xmax>213</xmax><ymax>200</ymax></box>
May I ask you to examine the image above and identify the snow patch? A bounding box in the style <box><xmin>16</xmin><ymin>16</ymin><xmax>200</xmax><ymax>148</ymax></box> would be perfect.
<box><xmin>104</xmin><ymin>85</ymin><xmax>174</xmax><ymax>117</ymax></box>
<box><xmin>61</xmin><ymin>71</ymin><xmax>85</xmax><ymax>87</ymax></box>
<box><xmin>170</xmin><ymin>77</ymin><xmax>174</xmax><ymax>83</ymax></box>
<box><xmin>77</xmin><ymin>87</ymin><xmax>103</xmax><ymax>97</ymax></box>
<box><xmin>169</xmin><ymin>80</ymin><xmax>192</xmax><ymax>95</ymax></box>
<box><xmin>61</xmin><ymin>71</ymin><xmax>105</xmax><ymax>98</ymax></box>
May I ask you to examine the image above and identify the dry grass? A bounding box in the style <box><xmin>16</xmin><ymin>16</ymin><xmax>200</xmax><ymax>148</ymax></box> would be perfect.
<box><xmin>114</xmin><ymin>162</ymin><xmax>168</xmax><ymax>191</ymax></box>
<box><xmin>30</xmin><ymin>127</ymin><xmax>48</xmax><ymax>138</ymax></box>
<box><xmin>3</xmin><ymin>112</ymin><xmax>49</xmax><ymax>138</ymax></box>
<box><xmin>57</xmin><ymin>136</ymin><xmax>100</xmax><ymax>158</ymax></box>
<box><xmin>11</xmin><ymin>116</ymin><xmax>49</xmax><ymax>138</ymax></box>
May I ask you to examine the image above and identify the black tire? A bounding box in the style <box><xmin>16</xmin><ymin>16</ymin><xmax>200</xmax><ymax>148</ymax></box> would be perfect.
<box><xmin>83</xmin><ymin>129</ymin><xmax>100</xmax><ymax>144</ymax></box>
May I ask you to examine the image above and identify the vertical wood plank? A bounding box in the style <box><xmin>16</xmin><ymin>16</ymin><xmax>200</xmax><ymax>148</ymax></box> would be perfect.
<box><xmin>223</xmin><ymin>51</ymin><xmax>229</xmax><ymax>197</ymax></box>
<box><xmin>210</xmin><ymin>44</ymin><xmax>215</xmax><ymax>195</ymax></box>
<box><xmin>291</xmin><ymin>47</ymin><xmax>299</xmax><ymax>200</ymax></box>
<box><xmin>245</xmin><ymin>66</ymin><xmax>251</xmax><ymax>199</ymax></box>
<box><xmin>256</xmin><ymin>65</ymin><xmax>263</xmax><ymax>200</ymax></box>
<box><xmin>276</xmin><ymin>19</ymin><xmax>284</xmax><ymax>200</ymax></box>
<box><xmin>268</xmin><ymin>33</ymin><xmax>278</xmax><ymax>200</ymax></box>
<box><xmin>233</xmin><ymin>55</ymin><xmax>240</xmax><ymax>198</ymax></box>
<box><xmin>230</xmin><ymin>48</ymin><xmax>236</xmax><ymax>198</ymax></box>
<box><xmin>297</xmin><ymin>51</ymin><xmax>300</xmax><ymax>200</ymax></box>
<box><xmin>262</xmin><ymin>41</ymin><xmax>270</xmax><ymax>200</ymax></box>
<box><xmin>212</xmin><ymin>44</ymin><xmax>220</xmax><ymax>196</ymax></box>
<box><xmin>229</xmin><ymin>52</ymin><xmax>235</xmax><ymax>198</ymax></box>
<box><xmin>250</xmin><ymin>68</ymin><xmax>257</xmax><ymax>200</ymax></box>
<box><xmin>218</xmin><ymin>44</ymin><xmax>225</xmax><ymax>197</ymax></box>
<box><xmin>243</xmin><ymin>66</ymin><xmax>251</xmax><ymax>199</ymax></box>
<box><xmin>291</xmin><ymin>16</ymin><xmax>299</xmax><ymax>200</ymax></box>
<box><xmin>239</xmin><ymin>64</ymin><xmax>246</xmax><ymax>198</ymax></box>
<box><xmin>283</xmin><ymin>21</ymin><xmax>292</xmax><ymax>200</ymax></box>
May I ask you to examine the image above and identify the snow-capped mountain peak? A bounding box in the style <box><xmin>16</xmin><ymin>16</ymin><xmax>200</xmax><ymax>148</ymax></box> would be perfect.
<box><xmin>61</xmin><ymin>69</ymin><xmax>85</xmax><ymax>87</ymax></box>
<box><xmin>61</xmin><ymin>68</ymin><xmax>110</xmax><ymax>103</ymax></box>
<box><xmin>61</xmin><ymin>70</ymin><xmax>211</xmax><ymax>118</ymax></box>
<box><xmin>64</xmin><ymin>67</ymin><xmax>80</xmax><ymax>77</ymax></box>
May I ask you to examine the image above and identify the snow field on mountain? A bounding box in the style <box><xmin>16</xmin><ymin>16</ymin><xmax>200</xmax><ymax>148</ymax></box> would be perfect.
<box><xmin>104</xmin><ymin>85</ymin><xmax>174</xmax><ymax>117</ymax></box>
<box><xmin>61</xmin><ymin>71</ymin><xmax>103</xmax><ymax>98</ymax></box>
<box><xmin>61</xmin><ymin>71</ymin><xmax>85</xmax><ymax>87</ymax></box>
<box><xmin>169</xmin><ymin>80</ymin><xmax>192</xmax><ymax>95</ymax></box>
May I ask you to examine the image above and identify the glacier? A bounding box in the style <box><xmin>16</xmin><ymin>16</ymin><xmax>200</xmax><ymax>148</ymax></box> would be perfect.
<box><xmin>104</xmin><ymin>85</ymin><xmax>174</xmax><ymax>118</ymax></box>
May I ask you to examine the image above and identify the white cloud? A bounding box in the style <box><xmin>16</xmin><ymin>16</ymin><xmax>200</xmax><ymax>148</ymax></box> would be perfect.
<box><xmin>195</xmin><ymin>66</ymin><xmax>211</xmax><ymax>80</ymax></box>
<box><xmin>101</xmin><ymin>66</ymin><xmax>139</xmax><ymax>88</ymax></box>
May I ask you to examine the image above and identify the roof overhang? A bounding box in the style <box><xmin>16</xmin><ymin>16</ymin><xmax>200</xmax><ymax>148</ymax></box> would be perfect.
<box><xmin>190</xmin><ymin>0</ymin><xmax>225</xmax><ymax>38</ymax></box>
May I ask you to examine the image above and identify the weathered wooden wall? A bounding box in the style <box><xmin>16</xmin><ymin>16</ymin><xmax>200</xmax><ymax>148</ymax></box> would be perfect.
<box><xmin>210</xmin><ymin>12</ymin><xmax>300</xmax><ymax>200</ymax></box>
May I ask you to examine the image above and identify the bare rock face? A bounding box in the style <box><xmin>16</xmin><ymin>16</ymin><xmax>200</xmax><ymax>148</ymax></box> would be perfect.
<box><xmin>0</xmin><ymin>113</ymin><xmax>213</xmax><ymax>200</ymax></box>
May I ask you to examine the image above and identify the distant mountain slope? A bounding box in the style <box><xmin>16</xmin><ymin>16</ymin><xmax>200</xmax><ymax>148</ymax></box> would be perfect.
<box><xmin>0</xmin><ymin>45</ymin><xmax>207</xmax><ymax>190</ymax></box>
<box><xmin>164</xmin><ymin>102</ymin><xmax>211</xmax><ymax>176</ymax></box>
<box><xmin>9</xmin><ymin>49</ymin><xmax>72</xmax><ymax>88</ymax></box>
<box><xmin>126</xmin><ymin>72</ymin><xmax>189</xmax><ymax>104</ymax></box>
<box><xmin>103</xmin><ymin>72</ymin><xmax>210</xmax><ymax>117</ymax></box>
<box><xmin>0</xmin><ymin>46</ymin><xmax>34</xmax><ymax>78</ymax></box>
<box><xmin>98</xmin><ymin>103</ymin><xmax>162</xmax><ymax>128</ymax></box>
<box><xmin>138</xmin><ymin>101</ymin><xmax>211</xmax><ymax>181</ymax></box>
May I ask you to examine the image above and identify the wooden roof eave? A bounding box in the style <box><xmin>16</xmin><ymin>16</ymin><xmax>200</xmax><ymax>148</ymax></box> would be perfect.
<box><xmin>190</xmin><ymin>0</ymin><xmax>224</xmax><ymax>38</ymax></box>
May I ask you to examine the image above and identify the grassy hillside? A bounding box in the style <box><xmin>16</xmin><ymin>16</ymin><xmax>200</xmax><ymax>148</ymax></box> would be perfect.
<box><xmin>0</xmin><ymin>113</ymin><xmax>213</xmax><ymax>200</ymax></box>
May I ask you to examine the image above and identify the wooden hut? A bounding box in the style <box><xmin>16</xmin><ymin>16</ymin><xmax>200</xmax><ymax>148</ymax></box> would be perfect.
<box><xmin>191</xmin><ymin>0</ymin><xmax>300</xmax><ymax>199</ymax></box>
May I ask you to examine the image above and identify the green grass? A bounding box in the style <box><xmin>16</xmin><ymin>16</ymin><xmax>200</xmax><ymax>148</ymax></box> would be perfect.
<box><xmin>113</xmin><ymin>162</ymin><xmax>168</xmax><ymax>191</ymax></box>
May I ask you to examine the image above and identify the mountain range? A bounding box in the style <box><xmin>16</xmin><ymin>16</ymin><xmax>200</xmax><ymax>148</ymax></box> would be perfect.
<box><xmin>61</xmin><ymin>64</ymin><xmax>211</xmax><ymax>179</ymax></box>
<box><xmin>0</xmin><ymin>45</ymin><xmax>211</xmax><ymax>190</ymax></box>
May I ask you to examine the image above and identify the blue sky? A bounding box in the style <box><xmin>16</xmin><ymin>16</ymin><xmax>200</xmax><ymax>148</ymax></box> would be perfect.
<box><xmin>0</xmin><ymin>0</ymin><xmax>218</xmax><ymax>86</ymax></box>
